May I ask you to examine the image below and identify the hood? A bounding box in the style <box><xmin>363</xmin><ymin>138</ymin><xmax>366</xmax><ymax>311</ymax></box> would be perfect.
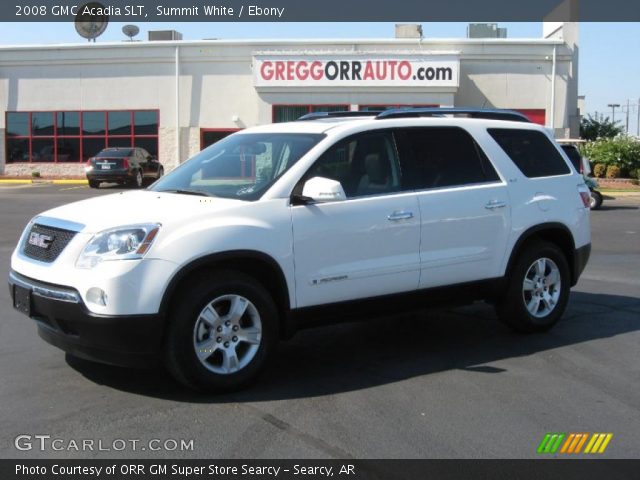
<box><xmin>35</xmin><ymin>190</ymin><xmax>243</xmax><ymax>234</ymax></box>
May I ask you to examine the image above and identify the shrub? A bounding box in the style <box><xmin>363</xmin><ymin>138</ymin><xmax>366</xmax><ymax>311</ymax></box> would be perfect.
<box><xmin>581</xmin><ymin>136</ymin><xmax>640</xmax><ymax>173</ymax></box>
<box><xmin>593</xmin><ymin>164</ymin><xmax>607</xmax><ymax>178</ymax></box>
<box><xmin>606</xmin><ymin>165</ymin><xmax>621</xmax><ymax>178</ymax></box>
<box><xmin>31</xmin><ymin>171</ymin><xmax>41</xmax><ymax>178</ymax></box>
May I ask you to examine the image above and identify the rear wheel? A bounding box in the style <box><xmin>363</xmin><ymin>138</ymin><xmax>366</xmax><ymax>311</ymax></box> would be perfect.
<box><xmin>590</xmin><ymin>190</ymin><xmax>603</xmax><ymax>210</ymax></box>
<box><xmin>130</xmin><ymin>170</ymin><xmax>143</xmax><ymax>189</ymax></box>
<box><xmin>88</xmin><ymin>180</ymin><xmax>100</xmax><ymax>189</ymax></box>
<box><xmin>497</xmin><ymin>240</ymin><xmax>570</xmax><ymax>333</ymax></box>
<box><xmin>164</xmin><ymin>271</ymin><xmax>278</xmax><ymax>392</ymax></box>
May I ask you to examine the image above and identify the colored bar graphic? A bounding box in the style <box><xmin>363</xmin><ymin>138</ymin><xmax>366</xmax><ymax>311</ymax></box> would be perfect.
<box><xmin>574</xmin><ymin>433</ymin><xmax>589</xmax><ymax>453</ymax></box>
<box><xmin>537</xmin><ymin>433</ymin><xmax>565</xmax><ymax>454</ymax></box>
<box><xmin>585</xmin><ymin>433</ymin><xmax>613</xmax><ymax>454</ymax></box>
<box><xmin>540</xmin><ymin>433</ymin><xmax>613</xmax><ymax>454</ymax></box>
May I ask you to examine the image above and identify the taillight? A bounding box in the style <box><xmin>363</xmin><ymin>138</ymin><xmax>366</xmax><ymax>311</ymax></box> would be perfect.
<box><xmin>84</xmin><ymin>159</ymin><xmax>93</xmax><ymax>171</ymax></box>
<box><xmin>86</xmin><ymin>159</ymin><xmax>92</xmax><ymax>166</ymax></box>
<box><xmin>577</xmin><ymin>185</ymin><xmax>591</xmax><ymax>208</ymax></box>
<box><xmin>123</xmin><ymin>158</ymin><xmax>130</xmax><ymax>169</ymax></box>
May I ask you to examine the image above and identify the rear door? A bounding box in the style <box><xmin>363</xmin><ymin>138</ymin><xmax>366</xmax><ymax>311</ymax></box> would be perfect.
<box><xmin>291</xmin><ymin>130</ymin><xmax>421</xmax><ymax>308</ymax></box>
<box><xmin>395</xmin><ymin>127</ymin><xmax>511</xmax><ymax>288</ymax></box>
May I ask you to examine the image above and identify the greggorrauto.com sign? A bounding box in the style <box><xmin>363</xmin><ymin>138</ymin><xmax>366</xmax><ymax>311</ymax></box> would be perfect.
<box><xmin>253</xmin><ymin>54</ymin><xmax>460</xmax><ymax>88</ymax></box>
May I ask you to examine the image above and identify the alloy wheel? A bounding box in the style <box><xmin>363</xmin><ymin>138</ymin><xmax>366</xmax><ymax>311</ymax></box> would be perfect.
<box><xmin>522</xmin><ymin>257</ymin><xmax>562</xmax><ymax>318</ymax></box>
<box><xmin>192</xmin><ymin>294</ymin><xmax>262</xmax><ymax>374</ymax></box>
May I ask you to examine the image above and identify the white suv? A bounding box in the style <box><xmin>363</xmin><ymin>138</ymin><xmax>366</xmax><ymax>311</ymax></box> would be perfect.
<box><xmin>9</xmin><ymin>108</ymin><xmax>592</xmax><ymax>391</ymax></box>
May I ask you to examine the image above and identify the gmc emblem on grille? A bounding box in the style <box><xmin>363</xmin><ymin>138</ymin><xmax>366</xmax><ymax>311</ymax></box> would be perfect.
<box><xmin>28</xmin><ymin>232</ymin><xmax>54</xmax><ymax>249</ymax></box>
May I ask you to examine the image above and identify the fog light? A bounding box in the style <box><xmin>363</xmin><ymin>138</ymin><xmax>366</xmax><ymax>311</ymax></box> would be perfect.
<box><xmin>86</xmin><ymin>287</ymin><xmax>108</xmax><ymax>306</ymax></box>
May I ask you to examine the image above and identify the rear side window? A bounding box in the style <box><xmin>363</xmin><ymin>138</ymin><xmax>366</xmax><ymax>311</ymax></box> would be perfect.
<box><xmin>396</xmin><ymin>127</ymin><xmax>500</xmax><ymax>190</ymax></box>
<box><xmin>488</xmin><ymin>129</ymin><xmax>570</xmax><ymax>178</ymax></box>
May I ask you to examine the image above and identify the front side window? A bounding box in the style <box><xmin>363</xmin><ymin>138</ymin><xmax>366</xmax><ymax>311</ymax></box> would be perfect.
<box><xmin>150</xmin><ymin>133</ymin><xmax>324</xmax><ymax>201</ymax></box>
<box><xmin>488</xmin><ymin>128</ymin><xmax>570</xmax><ymax>178</ymax></box>
<box><xmin>395</xmin><ymin>127</ymin><xmax>500</xmax><ymax>190</ymax></box>
<box><xmin>301</xmin><ymin>131</ymin><xmax>402</xmax><ymax>198</ymax></box>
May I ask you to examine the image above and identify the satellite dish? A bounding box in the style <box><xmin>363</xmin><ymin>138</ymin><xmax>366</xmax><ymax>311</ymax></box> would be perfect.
<box><xmin>74</xmin><ymin>2</ymin><xmax>109</xmax><ymax>42</ymax></box>
<box><xmin>122</xmin><ymin>25</ymin><xmax>140</xmax><ymax>41</ymax></box>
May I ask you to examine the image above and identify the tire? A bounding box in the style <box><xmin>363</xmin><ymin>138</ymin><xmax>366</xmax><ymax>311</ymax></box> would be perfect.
<box><xmin>130</xmin><ymin>170</ymin><xmax>143</xmax><ymax>189</ymax></box>
<box><xmin>497</xmin><ymin>240</ymin><xmax>570</xmax><ymax>333</ymax></box>
<box><xmin>157</xmin><ymin>167</ymin><xmax>164</xmax><ymax>179</ymax></box>
<box><xmin>590</xmin><ymin>190</ymin><xmax>603</xmax><ymax>210</ymax></box>
<box><xmin>164</xmin><ymin>270</ymin><xmax>278</xmax><ymax>392</ymax></box>
<box><xmin>88</xmin><ymin>180</ymin><xmax>100</xmax><ymax>189</ymax></box>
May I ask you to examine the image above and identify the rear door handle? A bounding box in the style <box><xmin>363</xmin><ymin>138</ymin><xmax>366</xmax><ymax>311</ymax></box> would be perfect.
<box><xmin>485</xmin><ymin>200</ymin><xmax>507</xmax><ymax>210</ymax></box>
<box><xmin>388</xmin><ymin>211</ymin><xmax>414</xmax><ymax>221</ymax></box>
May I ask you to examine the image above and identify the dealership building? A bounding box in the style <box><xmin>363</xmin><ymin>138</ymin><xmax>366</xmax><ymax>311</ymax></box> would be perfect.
<box><xmin>0</xmin><ymin>22</ymin><xmax>579</xmax><ymax>176</ymax></box>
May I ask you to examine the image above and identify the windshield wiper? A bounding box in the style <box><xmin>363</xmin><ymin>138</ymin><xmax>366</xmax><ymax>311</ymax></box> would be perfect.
<box><xmin>158</xmin><ymin>189</ymin><xmax>214</xmax><ymax>197</ymax></box>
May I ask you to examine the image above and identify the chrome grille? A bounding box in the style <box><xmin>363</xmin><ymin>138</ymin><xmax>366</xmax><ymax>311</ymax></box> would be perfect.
<box><xmin>22</xmin><ymin>224</ymin><xmax>77</xmax><ymax>263</ymax></box>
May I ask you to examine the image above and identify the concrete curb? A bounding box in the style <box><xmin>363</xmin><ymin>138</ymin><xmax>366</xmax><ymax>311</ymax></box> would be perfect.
<box><xmin>601</xmin><ymin>191</ymin><xmax>640</xmax><ymax>198</ymax></box>
<box><xmin>0</xmin><ymin>179</ymin><xmax>88</xmax><ymax>185</ymax></box>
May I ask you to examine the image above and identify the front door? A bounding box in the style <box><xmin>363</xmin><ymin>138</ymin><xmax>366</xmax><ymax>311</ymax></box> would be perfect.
<box><xmin>291</xmin><ymin>130</ymin><xmax>421</xmax><ymax>308</ymax></box>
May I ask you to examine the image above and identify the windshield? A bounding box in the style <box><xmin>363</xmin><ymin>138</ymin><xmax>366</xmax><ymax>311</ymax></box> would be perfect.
<box><xmin>150</xmin><ymin>133</ymin><xmax>325</xmax><ymax>200</ymax></box>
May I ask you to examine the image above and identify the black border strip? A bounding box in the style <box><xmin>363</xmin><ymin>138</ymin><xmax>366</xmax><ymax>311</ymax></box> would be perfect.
<box><xmin>4</xmin><ymin>0</ymin><xmax>640</xmax><ymax>22</ymax></box>
<box><xmin>4</xmin><ymin>459</ymin><xmax>640</xmax><ymax>480</ymax></box>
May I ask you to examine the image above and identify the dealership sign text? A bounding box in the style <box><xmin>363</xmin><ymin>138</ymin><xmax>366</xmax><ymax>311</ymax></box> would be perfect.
<box><xmin>254</xmin><ymin>55</ymin><xmax>460</xmax><ymax>87</ymax></box>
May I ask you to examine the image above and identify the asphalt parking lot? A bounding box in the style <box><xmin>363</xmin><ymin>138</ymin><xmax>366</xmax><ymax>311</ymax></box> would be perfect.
<box><xmin>0</xmin><ymin>184</ymin><xmax>638</xmax><ymax>459</ymax></box>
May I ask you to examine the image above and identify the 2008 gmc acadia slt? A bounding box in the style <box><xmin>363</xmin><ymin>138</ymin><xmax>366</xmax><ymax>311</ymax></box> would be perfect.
<box><xmin>9</xmin><ymin>108</ymin><xmax>591</xmax><ymax>391</ymax></box>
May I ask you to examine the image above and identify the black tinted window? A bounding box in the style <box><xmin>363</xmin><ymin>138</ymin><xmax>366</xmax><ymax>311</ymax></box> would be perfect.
<box><xmin>560</xmin><ymin>145</ymin><xmax>582</xmax><ymax>172</ymax></box>
<box><xmin>397</xmin><ymin>127</ymin><xmax>500</xmax><ymax>189</ymax></box>
<box><xmin>489</xmin><ymin>129</ymin><xmax>570</xmax><ymax>178</ymax></box>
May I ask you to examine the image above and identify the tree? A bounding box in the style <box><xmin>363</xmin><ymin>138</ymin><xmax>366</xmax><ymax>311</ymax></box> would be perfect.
<box><xmin>580</xmin><ymin>114</ymin><xmax>624</xmax><ymax>141</ymax></box>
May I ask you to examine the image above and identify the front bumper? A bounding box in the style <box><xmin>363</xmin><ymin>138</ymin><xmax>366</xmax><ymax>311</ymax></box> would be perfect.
<box><xmin>8</xmin><ymin>270</ymin><xmax>163</xmax><ymax>368</ymax></box>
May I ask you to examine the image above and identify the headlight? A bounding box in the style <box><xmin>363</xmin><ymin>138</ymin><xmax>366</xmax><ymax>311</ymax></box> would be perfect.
<box><xmin>76</xmin><ymin>223</ymin><xmax>160</xmax><ymax>269</ymax></box>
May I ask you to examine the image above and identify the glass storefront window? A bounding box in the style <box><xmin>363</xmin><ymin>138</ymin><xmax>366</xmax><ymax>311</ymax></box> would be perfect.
<box><xmin>134</xmin><ymin>111</ymin><xmax>159</xmax><ymax>135</ymax></box>
<box><xmin>6</xmin><ymin>112</ymin><xmax>30</xmax><ymax>137</ymax></box>
<box><xmin>31</xmin><ymin>112</ymin><xmax>55</xmax><ymax>136</ymax></box>
<box><xmin>82</xmin><ymin>112</ymin><xmax>106</xmax><ymax>135</ymax></box>
<box><xmin>82</xmin><ymin>138</ymin><xmax>106</xmax><ymax>160</ymax></box>
<box><xmin>5</xmin><ymin>110</ymin><xmax>159</xmax><ymax>163</ymax></box>
<box><xmin>108</xmin><ymin>111</ymin><xmax>132</xmax><ymax>136</ymax></box>
<box><xmin>31</xmin><ymin>139</ymin><xmax>56</xmax><ymax>162</ymax></box>
<box><xmin>56</xmin><ymin>112</ymin><xmax>80</xmax><ymax>136</ymax></box>
<box><xmin>272</xmin><ymin>105</ymin><xmax>349</xmax><ymax>123</ymax></box>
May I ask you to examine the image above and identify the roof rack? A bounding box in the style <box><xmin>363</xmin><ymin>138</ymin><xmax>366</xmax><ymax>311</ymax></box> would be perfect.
<box><xmin>375</xmin><ymin>107</ymin><xmax>531</xmax><ymax>122</ymax></box>
<box><xmin>297</xmin><ymin>111</ymin><xmax>383</xmax><ymax>121</ymax></box>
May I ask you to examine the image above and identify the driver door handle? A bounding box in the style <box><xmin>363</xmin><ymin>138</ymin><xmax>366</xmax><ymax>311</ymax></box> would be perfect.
<box><xmin>485</xmin><ymin>200</ymin><xmax>507</xmax><ymax>210</ymax></box>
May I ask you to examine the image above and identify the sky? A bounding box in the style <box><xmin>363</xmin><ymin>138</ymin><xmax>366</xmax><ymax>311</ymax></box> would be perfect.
<box><xmin>1</xmin><ymin>21</ymin><xmax>639</xmax><ymax>134</ymax></box>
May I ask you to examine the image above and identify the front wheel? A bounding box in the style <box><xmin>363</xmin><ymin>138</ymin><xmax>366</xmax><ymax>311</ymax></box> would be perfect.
<box><xmin>164</xmin><ymin>271</ymin><xmax>278</xmax><ymax>392</ymax></box>
<box><xmin>590</xmin><ymin>190</ymin><xmax>603</xmax><ymax>210</ymax></box>
<box><xmin>497</xmin><ymin>240</ymin><xmax>570</xmax><ymax>333</ymax></box>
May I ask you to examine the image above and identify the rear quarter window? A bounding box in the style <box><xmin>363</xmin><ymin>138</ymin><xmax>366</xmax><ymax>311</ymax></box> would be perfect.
<box><xmin>488</xmin><ymin>128</ymin><xmax>570</xmax><ymax>178</ymax></box>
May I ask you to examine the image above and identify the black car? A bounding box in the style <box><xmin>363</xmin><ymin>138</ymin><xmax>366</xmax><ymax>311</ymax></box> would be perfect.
<box><xmin>85</xmin><ymin>147</ymin><xmax>164</xmax><ymax>189</ymax></box>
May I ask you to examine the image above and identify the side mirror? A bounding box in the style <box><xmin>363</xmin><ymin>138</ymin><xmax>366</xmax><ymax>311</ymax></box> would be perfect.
<box><xmin>301</xmin><ymin>177</ymin><xmax>346</xmax><ymax>203</ymax></box>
